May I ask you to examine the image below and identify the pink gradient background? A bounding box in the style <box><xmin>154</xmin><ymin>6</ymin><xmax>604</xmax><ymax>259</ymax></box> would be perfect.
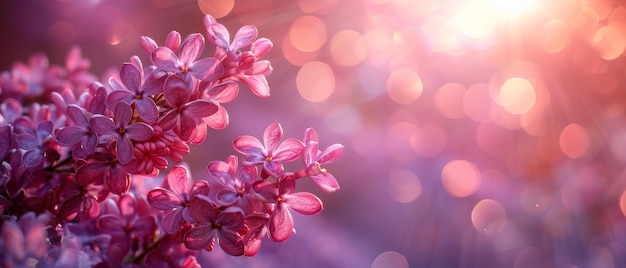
<box><xmin>3</xmin><ymin>0</ymin><xmax>626</xmax><ymax>267</ymax></box>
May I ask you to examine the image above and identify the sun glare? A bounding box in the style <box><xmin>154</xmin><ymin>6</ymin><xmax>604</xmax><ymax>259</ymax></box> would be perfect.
<box><xmin>494</xmin><ymin>0</ymin><xmax>535</xmax><ymax>16</ymax></box>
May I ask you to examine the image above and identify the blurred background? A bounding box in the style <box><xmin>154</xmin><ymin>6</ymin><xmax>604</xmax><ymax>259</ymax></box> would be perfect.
<box><xmin>3</xmin><ymin>0</ymin><xmax>626</xmax><ymax>267</ymax></box>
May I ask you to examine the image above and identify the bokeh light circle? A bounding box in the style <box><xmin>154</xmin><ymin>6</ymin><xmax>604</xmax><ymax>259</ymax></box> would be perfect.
<box><xmin>387</xmin><ymin>169</ymin><xmax>422</xmax><ymax>203</ymax></box>
<box><xmin>197</xmin><ymin>0</ymin><xmax>234</xmax><ymax>18</ymax></box>
<box><xmin>498</xmin><ymin>77</ymin><xmax>536</xmax><ymax>115</ymax></box>
<box><xmin>329</xmin><ymin>30</ymin><xmax>367</xmax><ymax>66</ymax></box>
<box><xmin>289</xmin><ymin>15</ymin><xmax>328</xmax><ymax>53</ymax></box>
<box><xmin>386</xmin><ymin>69</ymin><xmax>423</xmax><ymax>104</ymax></box>
<box><xmin>559</xmin><ymin>124</ymin><xmax>590</xmax><ymax>159</ymax></box>
<box><xmin>296</xmin><ymin>61</ymin><xmax>335</xmax><ymax>102</ymax></box>
<box><xmin>371</xmin><ymin>251</ymin><xmax>409</xmax><ymax>268</ymax></box>
<box><xmin>471</xmin><ymin>199</ymin><xmax>507</xmax><ymax>235</ymax></box>
<box><xmin>435</xmin><ymin>83</ymin><xmax>466</xmax><ymax>119</ymax></box>
<box><xmin>441</xmin><ymin>160</ymin><xmax>481</xmax><ymax>197</ymax></box>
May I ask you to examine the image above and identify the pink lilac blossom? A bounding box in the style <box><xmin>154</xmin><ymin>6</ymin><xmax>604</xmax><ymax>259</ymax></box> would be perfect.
<box><xmin>0</xmin><ymin>14</ymin><xmax>342</xmax><ymax>267</ymax></box>
<box><xmin>233</xmin><ymin>122</ymin><xmax>304</xmax><ymax>178</ymax></box>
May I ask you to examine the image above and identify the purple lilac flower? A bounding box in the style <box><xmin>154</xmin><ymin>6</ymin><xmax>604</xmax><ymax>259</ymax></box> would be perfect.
<box><xmin>252</xmin><ymin>174</ymin><xmax>323</xmax><ymax>242</ymax></box>
<box><xmin>55</xmin><ymin>105</ymin><xmax>98</xmax><ymax>158</ymax></box>
<box><xmin>233</xmin><ymin>123</ymin><xmax>304</xmax><ymax>177</ymax></box>
<box><xmin>151</xmin><ymin>33</ymin><xmax>223</xmax><ymax>83</ymax></box>
<box><xmin>90</xmin><ymin>101</ymin><xmax>154</xmax><ymax>164</ymax></box>
<box><xmin>159</xmin><ymin>74</ymin><xmax>219</xmax><ymax>141</ymax></box>
<box><xmin>183</xmin><ymin>196</ymin><xmax>245</xmax><ymax>256</ymax></box>
<box><xmin>206</xmin><ymin>155</ymin><xmax>258</xmax><ymax>213</ymax></box>
<box><xmin>106</xmin><ymin>57</ymin><xmax>162</xmax><ymax>124</ymax></box>
<box><xmin>14</xmin><ymin>120</ymin><xmax>55</xmax><ymax>167</ymax></box>
<box><xmin>300</xmin><ymin>127</ymin><xmax>343</xmax><ymax>193</ymax></box>
<box><xmin>147</xmin><ymin>165</ymin><xmax>210</xmax><ymax>233</ymax></box>
<box><xmin>0</xmin><ymin>212</ymin><xmax>50</xmax><ymax>266</ymax></box>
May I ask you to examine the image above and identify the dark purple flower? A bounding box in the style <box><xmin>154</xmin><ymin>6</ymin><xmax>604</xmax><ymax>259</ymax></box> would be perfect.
<box><xmin>14</xmin><ymin>120</ymin><xmax>54</xmax><ymax>167</ymax></box>
<box><xmin>151</xmin><ymin>33</ymin><xmax>223</xmax><ymax>83</ymax></box>
<box><xmin>183</xmin><ymin>196</ymin><xmax>245</xmax><ymax>256</ymax></box>
<box><xmin>253</xmin><ymin>174</ymin><xmax>323</xmax><ymax>242</ymax></box>
<box><xmin>107</xmin><ymin>58</ymin><xmax>162</xmax><ymax>124</ymax></box>
<box><xmin>90</xmin><ymin>102</ymin><xmax>154</xmax><ymax>164</ymax></box>
<box><xmin>55</xmin><ymin>105</ymin><xmax>98</xmax><ymax>157</ymax></box>
<box><xmin>0</xmin><ymin>212</ymin><xmax>50</xmax><ymax>266</ymax></box>
<box><xmin>159</xmin><ymin>75</ymin><xmax>219</xmax><ymax>141</ymax></box>
<box><xmin>233</xmin><ymin>123</ymin><xmax>304</xmax><ymax>177</ymax></box>
<box><xmin>147</xmin><ymin>165</ymin><xmax>210</xmax><ymax>233</ymax></box>
<box><xmin>206</xmin><ymin>155</ymin><xmax>258</xmax><ymax>213</ymax></box>
<box><xmin>74</xmin><ymin>150</ymin><xmax>134</xmax><ymax>195</ymax></box>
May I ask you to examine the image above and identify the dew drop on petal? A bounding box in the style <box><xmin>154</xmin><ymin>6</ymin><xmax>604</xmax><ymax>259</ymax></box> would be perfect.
<box><xmin>441</xmin><ymin>160</ymin><xmax>481</xmax><ymax>197</ymax></box>
<box><xmin>471</xmin><ymin>199</ymin><xmax>507</xmax><ymax>235</ymax></box>
<box><xmin>296</xmin><ymin>61</ymin><xmax>335</xmax><ymax>102</ymax></box>
<box><xmin>371</xmin><ymin>251</ymin><xmax>409</xmax><ymax>268</ymax></box>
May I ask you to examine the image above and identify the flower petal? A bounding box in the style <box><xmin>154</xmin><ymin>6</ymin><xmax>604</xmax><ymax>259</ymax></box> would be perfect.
<box><xmin>116</xmin><ymin>136</ymin><xmax>134</xmax><ymax>164</ymax></box>
<box><xmin>230</xmin><ymin>25</ymin><xmax>258</xmax><ymax>51</ymax></box>
<box><xmin>113</xmin><ymin>102</ymin><xmax>133</xmax><ymax>127</ymax></box>
<box><xmin>204</xmin><ymin>106</ymin><xmax>229</xmax><ymax>130</ymax></box>
<box><xmin>233</xmin><ymin>135</ymin><xmax>264</xmax><ymax>156</ymax></box>
<box><xmin>147</xmin><ymin>188</ymin><xmax>182</xmax><ymax>210</ymax></box>
<box><xmin>75</xmin><ymin>162</ymin><xmax>106</xmax><ymax>185</ymax></box>
<box><xmin>135</xmin><ymin>98</ymin><xmax>159</xmax><ymax>124</ymax></box>
<box><xmin>56</xmin><ymin>126</ymin><xmax>87</xmax><ymax>146</ymax></box>
<box><xmin>152</xmin><ymin>47</ymin><xmax>180</xmax><ymax>72</ymax></box>
<box><xmin>179</xmin><ymin>33</ymin><xmax>205</xmax><ymax>64</ymax></box>
<box><xmin>318</xmin><ymin>144</ymin><xmax>344</xmax><ymax>164</ymax></box>
<box><xmin>218</xmin><ymin>230</ymin><xmax>244</xmax><ymax>256</ymax></box>
<box><xmin>273</xmin><ymin>138</ymin><xmax>305</xmax><ymax>162</ymax></box>
<box><xmin>184</xmin><ymin>225</ymin><xmax>215</xmax><ymax>250</ymax></box>
<box><xmin>285</xmin><ymin>192</ymin><xmax>323</xmax><ymax>216</ymax></box>
<box><xmin>190</xmin><ymin>57</ymin><xmax>223</xmax><ymax>82</ymax></box>
<box><xmin>167</xmin><ymin>165</ymin><xmax>191</xmax><ymax>196</ymax></box>
<box><xmin>252</xmin><ymin>180</ymin><xmax>277</xmax><ymax>203</ymax></box>
<box><xmin>163</xmin><ymin>75</ymin><xmax>191</xmax><ymax>108</ymax></box>
<box><xmin>310</xmin><ymin>173</ymin><xmax>340</xmax><ymax>193</ymax></box>
<box><xmin>120</xmin><ymin>63</ymin><xmax>142</xmax><ymax>93</ymax></box>
<box><xmin>188</xmin><ymin>196</ymin><xmax>216</xmax><ymax>224</ymax></box>
<box><xmin>269</xmin><ymin>205</ymin><xmax>293</xmax><ymax>242</ymax></box>
<box><xmin>161</xmin><ymin>208</ymin><xmax>184</xmax><ymax>233</ymax></box>
<box><xmin>239</xmin><ymin>74</ymin><xmax>270</xmax><ymax>97</ymax></box>
<box><xmin>185</xmin><ymin>99</ymin><xmax>219</xmax><ymax>118</ymax></box>
<box><xmin>263</xmin><ymin>123</ymin><xmax>282</xmax><ymax>153</ymax></box>
<box><xmin>125</xmin><ymin>122</ymin><xmax>154</xmax><ymax>141</ymax></box>
<box><xmin>90</xmin><ymin>115</ymin><xmax>116</xmax><ymax>136</ymax></box>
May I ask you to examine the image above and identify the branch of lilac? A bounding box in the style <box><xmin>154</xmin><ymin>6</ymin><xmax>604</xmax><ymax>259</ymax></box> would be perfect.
<box><xmin>0</xmin><ymin>15</ymin><xmax>343</xmax><ymax>267</ymax></box>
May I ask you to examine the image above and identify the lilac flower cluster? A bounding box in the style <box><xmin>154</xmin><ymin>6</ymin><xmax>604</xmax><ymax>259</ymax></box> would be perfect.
<box><xmin>0</xmin><ymin>15</ymin><xmax>342</xmax><ymax>267</ymax></box>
